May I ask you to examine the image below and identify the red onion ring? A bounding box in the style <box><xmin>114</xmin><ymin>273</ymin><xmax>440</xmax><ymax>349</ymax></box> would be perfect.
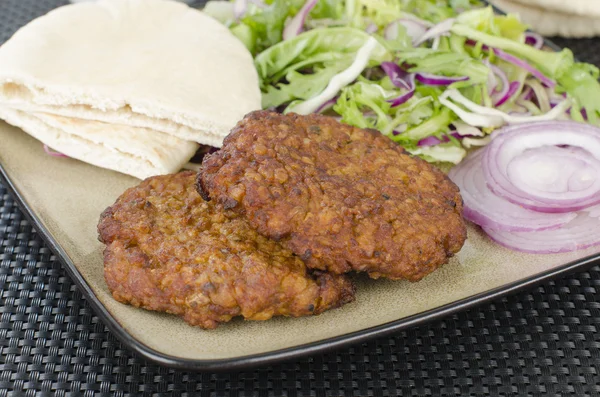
<box><xmin>413</xmin><ymin>18</ymin><xmax>455</xmax><ymax>47</ymax></box>
<box><xmin>417</xmin><ymin>131</ymin><xmax>462</xmax><ymax>147</ymax></box>
<box><xmin>314</xmin><ymin>97</ymin><xmax>338</xmax><ymax>113</ymax></box>
<box><xmin>365</xmin><ymin>23</ymin><xmax>377</xmax><ymax>34</ymax></box>
<box><xmin>489</xmin><ymin>64</ymin><xmax>508</xmax><ymax>95</ymax></box>
<box><xmin>386</xmin><ymin>18</ymin><xmax>430</xmax><ymax>43</ymax></box>
<box><xmin>508</xmin><ymin>146</ymin><xmax>599</xmax><ymax>193</ymax></box>
<box><xmin>466</xmin><ymin>41</ymin><xmax>556</xmax><ymax>88</ymax></box>
<box><xmin>583</xmin><ymin>204</ymin><xmax>600</xmax><ymax>218</ymax></box>
<box><xmin>387</xmin><ymin>74</ymin><xmax>416</xmax><ymax>107</ymax></box>
<box><xmin>233</xmin><ymin>0</ymin><xmax>247</xmax><ymax>20</ymax></box>
<box><xmin>524</xmin><ymin>32</ymin><xmax>544</xmax><ymax>50</ymax></box>
<box><xmin>483</xmin><ymin>212</ymin><xmax>600</xmax><ymax>254</ymax></box>
<box><xmin>387</xmin><ymin>91</ymin><xmax>414</xmax><ymax>107</ymax></box>
<box><xmin>385</xmin><ymin>19</ymin><xmax>429</xmax><ymax>42</ymax></box>
<box><xmin>493</xmin><ymin>81</ymin><xmax>520</xmax><ymax>107</ymax></box>
<box><xmin>449</xmin><ymin>149</ymin><xmax>576</xmax><ymax>231</ymax></box>
<box><xmin>415</xmin><ymin>72</ymin><xmax>468</xmax><ymax>86</ymax></box>
<box><xmin>493</xmin><ymin>48</ymin><xmax>556</xmax><ymax>88</ymax></box>
<box><xmin>282</xmin><ymin>0</ymin><xmax>318</xmax><ymax>40</ymax></box>
<box><xmin>519</xmin><ymin>86</ymin><xmax>533</xmax><ymax>101</ymax></box>
<box><xmin>380</xmin><ymin>62</ymin><xmax>411</xmax><ymax>90</ymax></box>
<box><xmin>482</xmin><ymin>121</ymin><xmax>600</xmax><ymax>213</ymax></box>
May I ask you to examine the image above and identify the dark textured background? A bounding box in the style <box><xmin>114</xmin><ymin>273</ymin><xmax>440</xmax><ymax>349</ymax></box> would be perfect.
<box><xmin>1</xmin><ymin>0</ymin><xmax>600</xmax><ymax>395</ymax></box>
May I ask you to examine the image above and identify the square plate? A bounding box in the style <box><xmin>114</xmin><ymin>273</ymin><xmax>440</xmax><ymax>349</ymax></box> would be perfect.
<box><xmin>1</xmin><ymin>5</ymin><xmax>599</xmax><ymax>372</ymax></box>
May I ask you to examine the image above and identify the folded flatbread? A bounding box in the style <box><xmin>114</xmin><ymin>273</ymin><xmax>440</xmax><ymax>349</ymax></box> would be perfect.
<box><xmin>0</xmin><ymin>0</ymin><xmax>261</xmax><ymax>144</ymax></box>
<box><xmin>491</xmin><ymin>0</ymin><xmax>600</xmax><ymax>38</ymax></box>
<box><xmin>498</xmin><ymin>0</ymin><xmax>600</xmax><ymax>17</ymax></box>
<box><xmin>0</xmin><ymin>106</ymin><xmax>198</xmax><ymax>180</ymax></box>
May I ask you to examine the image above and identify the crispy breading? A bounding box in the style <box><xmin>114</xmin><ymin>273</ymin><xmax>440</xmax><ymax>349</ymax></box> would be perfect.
<box><xmin>98</xmin><ymin>172</ymin><xmax>355</xmax><ymax>329</ymax></box>
<box><xmin>198</xmin><ymin>111</ymin><xmax>467</xmax><ymax>281</ymax></box>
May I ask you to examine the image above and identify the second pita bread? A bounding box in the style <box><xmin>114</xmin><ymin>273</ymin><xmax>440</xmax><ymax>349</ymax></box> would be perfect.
<box><xmin>497</xmin><ymin>0</ymin><xmax>600</xmax><ymax>18</ymax></box>
<box><xmin>0</xmin><ymin>107</ymin><xmax>198</xmax><ymax>179</ymax></box>
<box><xmin>491</xmin><ymin>0</ymin><xmax>600</xmax><ymax>38</ymax></box>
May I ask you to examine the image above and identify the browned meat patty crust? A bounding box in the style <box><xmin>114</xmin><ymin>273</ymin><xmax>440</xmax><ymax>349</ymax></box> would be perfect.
<box><xmin>198</xmin><ymin>111</ymin><xmax>467</xmax><ymax>281</ymax></box>
<box><xmin>98</xmin><ymin>172</ymin><xmax>355</xmax><ymax>329</ymax></box>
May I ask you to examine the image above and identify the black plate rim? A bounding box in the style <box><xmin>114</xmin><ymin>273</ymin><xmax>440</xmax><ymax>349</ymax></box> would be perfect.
<box><xmin>2</xmin><ymin>162</ymin><xmax>600</xmax><ymax>371</ymax></box>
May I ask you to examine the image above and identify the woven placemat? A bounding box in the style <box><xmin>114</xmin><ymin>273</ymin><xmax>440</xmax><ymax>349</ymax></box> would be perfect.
<box><xmin>1</xmin><ymin>1</ymin><xmax>600</xmax><ymax>395</ymax></box>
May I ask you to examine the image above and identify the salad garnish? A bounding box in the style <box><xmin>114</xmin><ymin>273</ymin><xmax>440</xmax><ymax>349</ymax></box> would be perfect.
<box><xmin>205</xmin><ymin>0</ymin><xmax>600</xmax><ymax>164</ymax></box>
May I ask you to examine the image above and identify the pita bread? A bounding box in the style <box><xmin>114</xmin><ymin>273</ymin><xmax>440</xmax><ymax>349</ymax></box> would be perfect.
<box><xmin>491</xmin><ymin>0</ymin><xmax>600</xmax><ymax>38</ymax></box>
<box><xmin>0</xmin><ymin>106</ymin><xmax>198</xmax><ymax>180</ymax></box>
<box><xmin>496</xmin><ymin>0</ymin><xmax>600</xmax><ymax>17</ymax></box>
<box><xmin>1</xmin><ymin>100</ymin><xmax>225</xmax><ymax>147</ymax></box>
<box><xmin>0</xmin><ymin>0</ymin><xmax>261</xmax><ymax>145</ymax></box>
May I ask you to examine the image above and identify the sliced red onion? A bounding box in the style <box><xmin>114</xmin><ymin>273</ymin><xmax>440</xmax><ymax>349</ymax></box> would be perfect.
<box><xmin>400</xmin><ymin>19</ymin><xmax>429</xmax><ymax>42</ymax></box>
<box><xmin>583</xmin><ymin>204</ymin><xmax>600</xmax><ymax>218</ymax></box>
<box><xmin>282</xmin><ymin>0</ymin><xmax>318</xmax><ymax>40</ymax></box>
<box><xmin>387</xmin><ymin>74</ymin><xmax>416</xmax><ymax>107</ymax></box>
<box><xmin>466</xmin><ymin>41</ymin><xmax>555</xmax><ymax>88</ymax></box>
<box><xmin>417</xmin><ymin>132</ymin><xmax>462</xmax><ymax>147</ymax></box>
<box><xmin>440</xmin><ymin>89</ymin><xmax>572</xmax><ymax>128</ymax></box>
<box><xmin>520</xmin><ymin>86</ymin><xmax>533</xmax><ymax>101</ymax></box>
<box><xmin>493</xmin><ymin>81</ymin><xmax>520</xmax><ymax>107</ymax></box>
<box><xmin>413</xmin><ymin>18</ymin><xmax>455</xmax><ymax>47</ymax></box>
<box><xmin>547</xmin><ymin>88</ymin><xmax>566</xmax><ymax>108</ymax></box>
<box><xmin>526</xmin><ymin>79</ymin><xmax>551</xmax><ymax>113</ymax></box>
<box><xmin>380</xmin><ymin>62</ymin><xmax>411</xmax><ymax>90</ymax></box>
<box><xmin>233</xmin><ymin>0</ymin><xmax>248</xmax><ymax>20</ymax></box>
<box><xmin>417</xmin><ymin>135</ymin><xmax>444</xmax><ymax>146</ymax></box>
<box><xmin>385</xmin><ymin>19</ymin><xmax>429</xmax><ymax>42</ymax></box>
<box><xmin>448</xmin><ymin>149</ymin><xmax>576</xmax><ymax>232</ymax></box>
<box><xmin>489</xmin><ymin>64</ymin><xmax>508</xmax><ymax>94</ymax></box>
<box><xmin>493</xmin><ymin>48</ymin><xmax>556</xmax><ymax>88</ymax></box>
<box><xmin>43</xmin><ymin>144</ymin><xmax>68</xmax><ymax>158</ymax></box>
<box><xmin>483</xmin><ymin>212</ymin><xmax>600</xmax><ymax>254</ymax></box>
<box><xmin>509</xmin><ymin>146</ymin><xmax>599</xmax><ymax>192</ymax></box>
<box><xmin>383</xmin><ymin>21</ymin><xmax>399</xmax><ymax>41</ymax></box>
<box><xmin>365</xmin><ymin>23</ymin><xmax>378</xmax><ymax>34</ymax></box>
<box><xmin>482</xmin><ymin>121</ymin><xmax>600</xmax><ymax>213</ymax></box>
<box><xmin>314</xmin><ymin>97</ymin><xmax>338</xmax><ymax>113</ymax></box>
<box><xmin>415</xmin><ymin>72</ymin><xmax>468</xmax><ymax>86</ymax></box>
<box><xmin>385</xmin><ymin>17</ymin><xmax>433</xmax><ymax>42</ymax></box>
<box><xmin>387</xmin><ymin>88</ymin><xmax>415</xmax><ymax>107</ymax></box>
<box><xmin>524</xmin><ymin>32</ymin><xmax>544</xmax><ymax>50</ymax></box>
<box><xmin>486</xmin><ymin>64</ymin><xmax>497</xmax><ymax>94</ymax></box>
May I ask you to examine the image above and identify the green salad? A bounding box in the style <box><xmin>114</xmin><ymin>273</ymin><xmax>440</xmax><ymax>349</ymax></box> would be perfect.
<box><xmin>203</xmin><ymin>0</ymin><xmax>600</xmax><ymax>164</ymax></box>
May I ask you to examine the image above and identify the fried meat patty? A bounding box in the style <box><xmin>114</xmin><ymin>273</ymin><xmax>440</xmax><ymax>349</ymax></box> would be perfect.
<box><xmin>198</xmin><ymin>111</ymin><xmax>467</xmax><ymax>281</ymax></box>
<box><xmin>98</xmin><ymin>172</ymin><xmax>355</xmax><ymax>329</ymax></box>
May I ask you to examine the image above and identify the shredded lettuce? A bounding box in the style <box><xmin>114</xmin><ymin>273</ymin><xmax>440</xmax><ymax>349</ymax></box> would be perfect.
<box><xmin>558</xmin><ymin>63</ymin><xmax>600</xmax><ymax>125</ymax></box>
<box><xmin>213</xmin><ymin>0</ymin><xmax>600</xmax><ymax>164</ymax></box>
<box><xmin>334</xmin><ymin>81</ymin><xmax>394</xmax><ymax>130</ymax></box>
<box><xmin>397</xmin><ymin>49</ymin><xmax>490</xmax><ymax>85</ymax></box>
<box><xmin>408</xmin><ymin>143</ymin><xmax>467</xmax><ymax>164</ymax></box>
<box><xmin>238</xmin><ymin>0</ymin><xmax>306</xmax><ymax>55</ymax></box>
<box><xmin>451</xmin><ymin>10</ymin><xmax>574</xmax><ymax>79</ymax></box>
<box><xmin>256</xmin><ymin>27</ymin><xmax>390</xmax><ymax>108</ymax></box>
<box><xmin>255</xmin><ymin>27</ymin><xmax>389</xmax><ymax>83</ymax></box>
